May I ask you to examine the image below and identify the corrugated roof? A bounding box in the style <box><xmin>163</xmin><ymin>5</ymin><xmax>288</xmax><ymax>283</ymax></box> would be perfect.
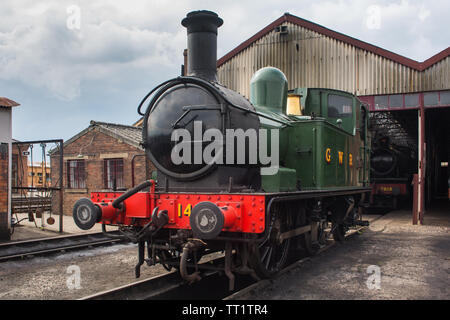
<box><xmin>0</xmin><ymin>97</ymin><xmax>20</xmax><ymax>107</ymax></box>
<box><xmin>217</xmin><ymin>13</ymin><xmax>450</xmax><ymax>72</ymax></box>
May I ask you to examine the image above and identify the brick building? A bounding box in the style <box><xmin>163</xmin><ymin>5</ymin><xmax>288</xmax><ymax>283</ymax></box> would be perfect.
<box><xmin>28</xmin><ymin>162</ymin><xmax>51</xmax><ymax>188</ymax></box>
<box><xmin>0</xmin><ymin>97</ymin><xmax>20</xmax><ymax>240</ymax></box>
<box><xmin>50</xmin><ymin>121</ymin><xmax>154</xmax><ymax>216</ymax></box>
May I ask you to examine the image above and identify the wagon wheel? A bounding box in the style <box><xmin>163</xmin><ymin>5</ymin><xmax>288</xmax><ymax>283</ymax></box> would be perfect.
<box><xmin>249</xmin><ymin>204</ymin><xmax>292</xmax><ymax>278</ymax></box>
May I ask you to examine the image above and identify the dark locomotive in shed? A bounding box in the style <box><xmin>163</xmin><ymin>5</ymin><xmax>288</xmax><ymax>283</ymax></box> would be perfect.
<box><xmin>369</xmin><ymin>135</ymin><xmax>417</xmax><ymax>211</ymax></box>
<box><xmin>72</xmin><ymin>10</ymin><xmax>371</xmax><ymax>289</ymax></box>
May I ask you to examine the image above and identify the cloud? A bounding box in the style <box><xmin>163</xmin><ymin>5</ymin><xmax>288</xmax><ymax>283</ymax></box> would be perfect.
<box><xmin>0</xmin><ymin>0</ymin><xmax>448</xmax><ymax>143</ymax></box>
<box><xmin>0</xmin><ymin>1</ymin><xmax>186</xmax><ymax>100</ymax></box>
<box><xmin>1</xmin><ymin>0</ymin><xmax>448</xmax><ymax>102</ymax></box>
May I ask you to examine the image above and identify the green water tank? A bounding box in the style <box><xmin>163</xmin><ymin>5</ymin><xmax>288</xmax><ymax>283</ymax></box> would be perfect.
<box><xmin>250</xmin><ymin>67</ymin><xmax>288</xmax><ymax>113</ymax></box>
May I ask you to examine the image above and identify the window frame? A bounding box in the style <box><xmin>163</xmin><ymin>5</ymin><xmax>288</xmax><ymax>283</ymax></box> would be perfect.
<box><xmin>104</xmin><ymin>158</ymin><xmax>124</xmax><ymax>190</ymax></box>
<box><xmin>326</xmin><ymin>93</ymin><xmax>356</xmax><ymax>135</ymax></box>
<box><xmin>67</xmin><ymin>159</ymin><xmax>86</xmax><ymax>189</ymax></box>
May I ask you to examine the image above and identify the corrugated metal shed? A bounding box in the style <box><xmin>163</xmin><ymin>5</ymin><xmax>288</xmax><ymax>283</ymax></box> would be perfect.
<box><xmin>217</xmin><ymin>13</ymin><xmax>450</xmax><ymax>98</ymax></box>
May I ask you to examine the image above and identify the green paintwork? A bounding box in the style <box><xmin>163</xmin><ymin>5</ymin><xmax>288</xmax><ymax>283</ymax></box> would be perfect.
<box><xmin>250</xmin><ymin>67</ymin><xmax>370</xmax><ymax>192</ymax></box>
<box><xmin>250</xmin><ymin>67</ymin><xmax>288</xmax><ymax>113</ymax></box>
<box><xmin>261</xmin><ymin>167</ymin><xmax>297</xmax><ymax>193</ymax></box>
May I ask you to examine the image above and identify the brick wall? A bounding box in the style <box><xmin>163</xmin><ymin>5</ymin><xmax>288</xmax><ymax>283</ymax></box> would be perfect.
<box><xmin>0</xmin><ymin>143</ymin><xmax>9</xmax><ymax>240</ymax></box>
<box><xmin>51</xmin><ymin>128</ymin><xmax>155</xmax><ymax>216</ymax></box>
<box><xmin>11</xmin><ymin>144</ymin><xmax>29</xmax><ymax>191</ymax></box>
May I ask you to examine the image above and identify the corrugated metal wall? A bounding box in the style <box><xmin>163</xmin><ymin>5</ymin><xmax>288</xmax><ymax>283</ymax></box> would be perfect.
<box><xmin>217</xmin><ymin>22</ymin><xmax>450</xmax><ymax>98</ymax></box>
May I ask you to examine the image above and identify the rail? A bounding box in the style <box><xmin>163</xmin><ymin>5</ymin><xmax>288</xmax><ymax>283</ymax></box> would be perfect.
<box><xmin>80</xmin><ymin>219</ymin><xmax>379</xmax><ymax>300</ymax></box>
<box><xmin>0</xmin><ymin>231</ymin><xmax>127</xmax><ymax>262</ymax></box>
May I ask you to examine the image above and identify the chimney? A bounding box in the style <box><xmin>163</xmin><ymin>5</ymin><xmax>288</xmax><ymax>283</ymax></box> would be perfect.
<box><xmin>181</xmin><ymin>10</ymin><xmax>223</xmax><ymax>82</ymax></box>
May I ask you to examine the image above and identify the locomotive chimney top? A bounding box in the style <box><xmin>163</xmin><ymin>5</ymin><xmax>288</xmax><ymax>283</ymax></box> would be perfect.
<box><xmin>182</xmin><ymin>10</ymin><xmax>223</xmax><ymax>82</ymax></box>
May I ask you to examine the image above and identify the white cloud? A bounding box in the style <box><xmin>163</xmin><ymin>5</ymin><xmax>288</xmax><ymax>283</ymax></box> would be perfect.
<box><xmin>0</xmin><ymin>1</ymin><xmax>186</xmax><ymax>100</ymax></box>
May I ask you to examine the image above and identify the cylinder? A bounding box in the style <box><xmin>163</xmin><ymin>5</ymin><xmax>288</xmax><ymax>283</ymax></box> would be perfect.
<box><xmin>181</xmin><ymin>10</ymin><xmax>223</xmax><ymax>81</ymax></box>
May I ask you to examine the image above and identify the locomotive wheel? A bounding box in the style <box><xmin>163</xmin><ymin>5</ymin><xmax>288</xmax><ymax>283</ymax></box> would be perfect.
<box><xmin>332</xmin><ymin>223</ymin><xmax>347</xmax><ymax>242</ymax></box>
<box><xmin>249</xmin><ymin>206</ymin><xmax>292</xmax><ymax>278</ymax></box>
<box><xmin>300</xmin><ymin>220</ymin><xmax>328</xmax><ymax>256</ymax></box>
<box><xmin>300</xmin><ymin>231</ymin><xmax>318</xmax><ymax>256</ymax></box>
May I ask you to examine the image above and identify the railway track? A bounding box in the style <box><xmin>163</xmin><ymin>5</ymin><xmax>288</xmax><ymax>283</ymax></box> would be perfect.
<box><xmin>0</xmin><ymin>231</ymin><xmax>127</xmax><ymax>262</ymax></box>
<box><xmin>81</xmin><ymin>256</ymin><xmax>255</xmax><ymax>300</ymax></box>
<box><xmin>81</xmin><ymin>222</ymin><xmax>376</xmax><ymax>300</ymax></box>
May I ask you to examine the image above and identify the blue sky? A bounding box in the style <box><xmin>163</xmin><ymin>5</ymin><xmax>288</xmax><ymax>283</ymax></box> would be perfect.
<box><xmin>1</xmin><ymin>0</ymin><xmax>449</xmax><ymax>143</ymax></box>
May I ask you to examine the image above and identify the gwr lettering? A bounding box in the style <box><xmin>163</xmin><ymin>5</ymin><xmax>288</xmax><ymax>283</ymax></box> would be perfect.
<box><xmin>325</xmin><ymin>148</ymin><xmax>353</xmax><ymax>167</ymax></box>
<box><xmin>338</xmin><ymin>151</ymin><xmax>344</xmax><ymax>165</ymax></box>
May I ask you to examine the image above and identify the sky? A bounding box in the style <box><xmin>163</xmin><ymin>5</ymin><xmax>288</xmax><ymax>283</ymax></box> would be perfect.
<box><xmin>1</xmin><ymin>0</ymin><xmax>449</xmax><ymax>143</ymax></box>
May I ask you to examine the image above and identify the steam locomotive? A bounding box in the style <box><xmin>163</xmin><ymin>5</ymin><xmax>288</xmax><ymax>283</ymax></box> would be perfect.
<box><xmin>73</xmin><ymin>10</ymin><xmax>371</xmax><ymax>289</ymax></box>
<box><xmin>369</xmin><ymin>135</ymin><xmax>417</xmax><ymax>210</ymax></box>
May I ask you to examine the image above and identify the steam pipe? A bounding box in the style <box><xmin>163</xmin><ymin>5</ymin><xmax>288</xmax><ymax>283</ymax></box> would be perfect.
<box><xmin>112</xmin><ymin>180</ymin><xmax>153</xmax><ymax>209</ymax></box>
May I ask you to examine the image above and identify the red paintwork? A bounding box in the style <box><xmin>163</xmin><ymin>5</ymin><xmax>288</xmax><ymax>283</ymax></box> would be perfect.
<box><xmin>90</xmin><ymin>190</ymin><xmax>266</xmax><ymax>234</ymax></box>
<box><xmin>359</xmin><ymin>90</ymin><xmax>450</xmax><ymax>112</ymax></box>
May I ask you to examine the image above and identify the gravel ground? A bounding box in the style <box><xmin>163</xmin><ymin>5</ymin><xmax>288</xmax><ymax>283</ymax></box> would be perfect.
<box><xmin>0</xmin><ymin>243</ymin><xmax>169</xmax><ymax>300</ymax></box>
<box><xmin>6</xmin><ymin>224</ymin><xmax>62</xmax><ymax>242</ymax></box>
<box><xmin>1</xmin><ymin>208</ymin><xmax>448</xmax><ymax>300</ymax></box>
<box><xmin>237</xmin><ymin>209</ymin><xmax>449</xmax><ymax>300</ymax></box>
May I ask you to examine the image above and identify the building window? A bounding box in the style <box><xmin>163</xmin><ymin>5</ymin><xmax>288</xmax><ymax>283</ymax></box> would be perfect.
<box><xmin>67</xmin><ymin>160</ymin><xmax>86</xmax><ymax>189</ymax></box>
<box><xmin>104</xmin><ymin>158</ymin><xmax>124</xmax><ymax>190</ymax></box>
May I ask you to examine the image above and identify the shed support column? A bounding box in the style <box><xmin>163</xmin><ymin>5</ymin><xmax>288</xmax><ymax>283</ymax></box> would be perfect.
<box><xmin>416</xmin><ymin>97</ymin><xmax>425</xmax><ymax>224</ymax></box>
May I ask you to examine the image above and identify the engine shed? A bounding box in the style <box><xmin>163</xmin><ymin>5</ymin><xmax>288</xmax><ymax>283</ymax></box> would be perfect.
<box><xmin>359</xmin><ymin>91</ymin><xmax>450</xmax><ymax>222</ymax></box>
<box><xmin>216</xmin><ymin>12</ymin><xmax>449</xmax><ymax>222</ymax></box>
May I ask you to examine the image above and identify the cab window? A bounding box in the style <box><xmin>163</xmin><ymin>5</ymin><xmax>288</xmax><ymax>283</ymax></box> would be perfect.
<box><xmin>328</xmin><ymin>94</ymin><xmax>353</xmax><ymax>118</ymax></box>
<box><xmin>327</xmin><ymin>94</ymin><xmax>355</xmax><ymax>135</ymax></box>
